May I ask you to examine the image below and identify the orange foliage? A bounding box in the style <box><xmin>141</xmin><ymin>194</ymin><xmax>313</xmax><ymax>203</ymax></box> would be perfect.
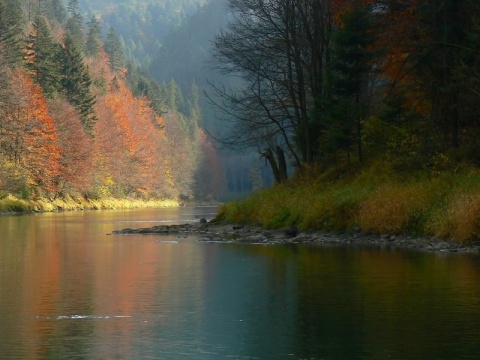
<box><xmin>94</xmin><ymin>77</ymin><xmax>169</xmax><ymax>196</ymax></box>
<box><xmin>0</xmin><ymin>70</ymin><xmax>61</xmax><ymax>192</ymax></box>
<box><xmin>48</xmin><ymin>98</ymin><xmax>94</xmax><ymax>192</ymax></box>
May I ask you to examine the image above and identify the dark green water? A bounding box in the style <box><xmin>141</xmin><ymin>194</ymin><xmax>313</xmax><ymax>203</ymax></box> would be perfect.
<box><xmin>0</xmin><ymin>208</ymin><xmax>479</xmax><ymax>359</ymax></box>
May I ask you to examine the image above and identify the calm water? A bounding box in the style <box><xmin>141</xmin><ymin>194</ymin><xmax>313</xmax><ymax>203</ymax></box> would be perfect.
<box><xmin>1</xmin><ymin>207</ymin><xmax>480</xmax><ymax>359</ymax></box>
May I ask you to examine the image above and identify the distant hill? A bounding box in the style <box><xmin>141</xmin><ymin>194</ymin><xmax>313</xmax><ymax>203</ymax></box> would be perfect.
<box><xmin>78</xmin><ymin>0</ymin><xmax>207</xmax><ymax>67</ymax></box>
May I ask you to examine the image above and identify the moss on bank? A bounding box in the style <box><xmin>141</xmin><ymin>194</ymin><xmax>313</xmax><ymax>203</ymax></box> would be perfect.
<box><xmin>215</xmin><ymin>165</ymin><xmax>480</xmax><ymax>242</ymax></box>
<box><xmin>0</xmin><ymin>194</ymin><xmax>179</xmax><ymax>214</ymax></box>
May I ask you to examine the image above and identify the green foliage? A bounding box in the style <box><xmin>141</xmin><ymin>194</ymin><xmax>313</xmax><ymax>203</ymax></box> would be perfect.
<box><xmin>58</xmin><ymin>32</ymin><xmax>97</xmax><ymax>134</ymax></box>
<box><xmin>43</xmin><ymin>0</ymin><xmax>68</xmax><ymax>25</ymax></box>
<box><xmin>86</xmin><ymin>15</ymin><xmax>102</xmax><ymax>57</ymax></box>
<box><xmin>104</xmin><ymin>27</ymin><xmax>125</xmax><ymax>73</ymax></box>
<box><xmin>126</xmin><ymin>64</ymin><xmax>166</xmax><ymax>115</ymax></box>
<box><xmin>25</xmin><ymin>15</ymin><xmax>61</xmax><ymax>98</ymax></box>
<box><xmin>0</xmin><ymin>0</ymin><xmax>24</xmax><ymax>66</ymax></box>
<box><xmin>323</xmin><ymin>4</ymin><xmax>376</xmax><ymax>163</ymax></box>
<box><xmin>66</xmin><ymin>0</ymin><xmax>85</xmax><ymax>52</ymax></box>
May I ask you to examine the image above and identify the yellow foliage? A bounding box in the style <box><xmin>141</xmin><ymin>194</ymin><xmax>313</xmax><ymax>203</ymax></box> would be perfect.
<box><xmin>431</xmin><ymin>192</ymin><xmax>480</xmax><ymax>242</ymax></box>
<box><xmin>358</xmin><ymin>184</ymin><xmax>425</xmax><ymax>233</ymax></box>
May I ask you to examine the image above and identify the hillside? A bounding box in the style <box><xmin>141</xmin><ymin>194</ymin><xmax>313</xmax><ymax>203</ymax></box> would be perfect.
<box><xmin>0</xmin><ymin>0</ymin><xmax>223</xmax><ymax>211</ymax></box>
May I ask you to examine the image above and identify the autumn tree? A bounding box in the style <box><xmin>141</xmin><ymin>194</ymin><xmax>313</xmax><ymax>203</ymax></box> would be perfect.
<box><xmin>0</xmin><ymin>70</ymin><xmax>60</xmax><ymax>194</ymax></box>
<box><xmin>374</xmin><ymin>0</ymin><xmax>480</xmax><ymax>165</ymax></box>
<box><xmin>94</xmin><ymin>77</ymin><xmax>171</xmax><ymax>197</ymax></box>
<box><xmin>48</xmin><ymin>98</ymin><xmax>94</xmax><ymax>193</ymax></box>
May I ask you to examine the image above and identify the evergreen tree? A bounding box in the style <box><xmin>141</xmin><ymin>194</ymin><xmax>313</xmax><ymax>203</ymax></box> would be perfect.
<box><xmin>66</xmin><ymin>0</ymin><xmax>84</xmax><ymax>51</ymax></box>
<box><xmin>104</xmin><ymin>27</ymin><xmax>125</xmax><ymax>73</ymax></box>
<box><xmin>58</xmin><ymin>32</ymin><xmax>97</xmax><ymax>135</ymax></box>
<box><xmin>163</xmin><ymin>79</ymin><xmax>185</xmax><ymax>113</ymax></box>
<box><xmin>86</xmin><ymin>15</ymin><xmax>102</xmax><ymax>57</ymax></box>
<box><xmin>326</xmin><ymin>4</ymin><xmax>376</xmax><ymax>163</ymax></box>
<box><xmin>25</xmin><ymin>15</ymin><xmax>61</xmax><ymax>98</ymax></box>
<box><xmin>126</xmin><ymin>63</ymin><xmax>166</xmax><ymax>116</ymax></box>
<box><xmin>0</xmin><ymin>0</ymin><xmax>24</xmax><ymax>66</ymax></box>
<box><xmin>44</xmin><ymin>0</ymin><xmax>67</xmax><ymax>24</ymax></box>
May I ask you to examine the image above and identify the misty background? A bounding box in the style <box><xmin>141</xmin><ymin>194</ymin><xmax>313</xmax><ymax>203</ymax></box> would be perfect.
<box><xmin>78</xmin><ymin>0</ymin><xmax>275</xmax><ymax>200</ymax></box>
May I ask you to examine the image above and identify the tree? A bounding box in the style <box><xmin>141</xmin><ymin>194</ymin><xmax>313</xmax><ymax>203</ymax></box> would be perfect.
<box><xmin>104</xmin><ymin>27</ymin><xmax>125</xmax><ymax>73</ymax></box>
<box><xmin>0</xmin><ymin>0</ymin><xmax>24</xmax><ymax>66</ymax></box>
<box><xmin>25</xmin><ymin>15</ymin><xmax>61</xmax><ymax>98</ymax></box>
<box><xmin>0</xmin><ymin>69</ymin><xmax>61</xmax><ymax>193</ymax></box>
<box><xmin>44</xmin><ymin>0</ymin><xmax>67</xmax><ymax>24</ymax></box>
<box><xmin>210</xmin><ymin>0</ymin><xmax>340</xmax><ymax>181</ymax></box>
<box><xmin>86</xmin><ymin>15</ymin><xmax>102</xmax><ymax>58</ymax></box>
<box><xmin>376</xmin><ymin>0</ymin><xmax>480</xmax><ymax>163</ymax></box>
<box><xmin>65</xmin><ymin>0</ymin><xmax>84</xmax><ymax>51</ymax></box>
<box><xmin>325</xmin><ymin>2</ymin><xmax>377</xmax><ymax>163</ymax></box>
<box><xmin>48</xmin><ymin>98</ymin><xmax>94</xmax><ymax>193</ymax></box>
<box><xmin>58</xmin><ymin>32</ymin><xmax>97</xmax><ymax>134</ymax></box>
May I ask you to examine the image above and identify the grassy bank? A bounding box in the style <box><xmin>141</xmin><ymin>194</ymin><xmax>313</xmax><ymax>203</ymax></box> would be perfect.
<box><xmin>215</xmin><ymin>164</ymin><xmax>480</xmax><ymax>242</ymax></box>
<box><xmin>0</xmin><ymin>194</ymin><xmax>179</xmax><ymax>214</ymax></box>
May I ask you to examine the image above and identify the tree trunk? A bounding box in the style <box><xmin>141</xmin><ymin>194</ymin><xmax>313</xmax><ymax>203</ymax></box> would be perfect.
<box><xmin>261</xmin><ymin>148</ymin><xmax>282</xmax><ymax>184</ymax></box>
<box><xmin>276</xmin><ymin>146</ymin><xmax>288</xmax><ymax>183</ymax></box>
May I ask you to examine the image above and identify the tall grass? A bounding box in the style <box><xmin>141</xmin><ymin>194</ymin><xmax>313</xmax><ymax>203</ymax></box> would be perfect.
<box><xmin>216</xmin><ymin>168</ymin><xmax>480</xmax><ymax>242</ymax></box>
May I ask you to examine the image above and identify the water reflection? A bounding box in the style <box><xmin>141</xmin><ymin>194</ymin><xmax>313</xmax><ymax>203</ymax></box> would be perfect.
<box><xmin>0</xmin><ymin>209</ymin><xmax>480</xmax><ymax>359</ymax></box>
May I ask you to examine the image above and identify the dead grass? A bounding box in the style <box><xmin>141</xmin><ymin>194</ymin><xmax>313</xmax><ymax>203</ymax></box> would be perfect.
<box><xmin>217</xmin><ymin>167</ymin><xmax>480</xmax><ymax>242</ymax></box>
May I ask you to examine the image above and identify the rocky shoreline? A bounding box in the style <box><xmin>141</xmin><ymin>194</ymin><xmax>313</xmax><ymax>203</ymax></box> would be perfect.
<box><xmin>111</xmin><ymin>222</ymin><xmax>480</xmax><ymax>254</ymax></box>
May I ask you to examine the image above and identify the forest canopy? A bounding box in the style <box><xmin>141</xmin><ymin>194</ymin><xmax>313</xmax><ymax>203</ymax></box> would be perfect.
<box><xmin>209</xmin><ymin>0</ymin><xmax>480</xmax><ymax>183</ymax></box>
<box><xmin>0</xmin><ymin>0</ymin><xmax>223</xmax><ymax>203</ymax></box>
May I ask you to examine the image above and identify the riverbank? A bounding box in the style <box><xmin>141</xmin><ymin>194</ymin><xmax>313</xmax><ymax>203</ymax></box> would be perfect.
<box><xmin>214</xmin><ymin>165</ymin><xmax>480</xmax><ymax>243</ymax></box>
<box><xmin>0</xmin><ymin>194</ymin><xmax>180</xmax><ymax>214</ymax></box>
<box><xmin>111</xmin><ymin>222</ymin><xmax>480</xmax><ymax>254</ymax></box>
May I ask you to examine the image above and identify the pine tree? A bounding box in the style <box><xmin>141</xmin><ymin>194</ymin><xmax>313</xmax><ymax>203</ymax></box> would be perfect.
<box><xmin>58</xmin><ymin>32</ymin><xmax>97</xmax><ymax>135</ymax></box>
<box><xmin>25</xmin><ymin>15</ymin><xmax>61</xmax><ymax>98</ymax></box>
<box><xmin>325</xmin><ymin>3</ymin><xmax>376</xmax><ymax>163</ymax></box>
<box><xmin>86</xmin><ymin>15</ymin><xmax>102</xmax><ymax>57</ymax></box>
<box><xmin>44</xmin><ymin>0</ymin><xmax>67</xmax><ymax>24</ymax></box>
<box><xmin>0</xmin><ymin>0</ymin><xmax>24</xmax><ymax>66</ymax></box>
<box><xmin>104</xmin><ymin>27</ymin><xmax>125</xmax><ymax>73</ymax></box>
<box><xmin>66</xmin><ymin>0</ymin><xmax>84</xmax><ymax>52</ymax></box>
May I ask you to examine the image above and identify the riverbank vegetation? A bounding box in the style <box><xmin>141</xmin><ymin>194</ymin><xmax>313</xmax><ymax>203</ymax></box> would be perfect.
<box><xmin>0</xmin><ymin>194</ymin><xmax>178</xmax><ymax>213</ymax></box>
<box><xmin>216</xmin><ymin>164</ymin><xmax>480</xmax><ymax>242</ymax></box>
<box><xmin>211</xmin><ymin>0</ymin><xmax>480</xmax><ymax>242</ymax></box>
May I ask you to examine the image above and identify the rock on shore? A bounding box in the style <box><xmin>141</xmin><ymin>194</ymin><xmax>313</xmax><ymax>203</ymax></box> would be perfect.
<box><xmin>111</xmin><ymin>223</ymin><xmax>480</xmax><ymax>254</ymax></box>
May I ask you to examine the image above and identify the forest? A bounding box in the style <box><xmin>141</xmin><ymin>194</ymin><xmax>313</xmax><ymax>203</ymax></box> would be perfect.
<box><xmin>0</xmin><ymin>0</ymin><xmax>223</xmax><ymax>210</ymax></box>
<box><xmin>3</xmin><ymin>0</ymin><xmax>480</xmax><ymax>241</ymax></box>
<box><xmin>210</xmin><ymin>0</ymin><xmax>480</xmax><ymax>241</ymax></box>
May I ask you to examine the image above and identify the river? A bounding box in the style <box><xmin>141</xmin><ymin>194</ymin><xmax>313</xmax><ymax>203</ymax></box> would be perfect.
<box><xmin>0</xmin><ymin>207</ymin><xmax>480</xmax><ymax>359</ymax></box>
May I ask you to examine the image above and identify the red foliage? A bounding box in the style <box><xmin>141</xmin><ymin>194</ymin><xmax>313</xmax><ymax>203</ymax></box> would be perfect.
<box><xmin>0</xmin><ymin>70</ymin><xmax>61</xmax><ymax>192</ymax></box>
<box><xmin>48</xmin><ymin>98</ymin><xmax>94</xmax><ymax>193</ymax></box>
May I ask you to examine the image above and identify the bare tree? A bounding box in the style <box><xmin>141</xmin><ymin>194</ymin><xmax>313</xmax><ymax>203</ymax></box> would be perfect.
<box><xmin>209</xmin><ymin>0</ymin><xmax>336</xmax><ymax>181</ymax></box>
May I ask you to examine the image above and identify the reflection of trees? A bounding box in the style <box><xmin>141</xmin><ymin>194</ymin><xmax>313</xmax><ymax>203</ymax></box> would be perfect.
<box><xmin>238</xmin><ymin>244</ymin><xmax>480</xmax><ymax>359</ymax></box>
